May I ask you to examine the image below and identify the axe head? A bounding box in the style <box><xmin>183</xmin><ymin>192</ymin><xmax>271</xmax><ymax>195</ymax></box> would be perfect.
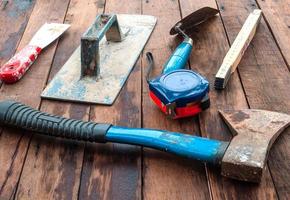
<box><xmin>219</xmin><ymin>109</ymin><xmax>290</xmax><ymax>182</ymax></box>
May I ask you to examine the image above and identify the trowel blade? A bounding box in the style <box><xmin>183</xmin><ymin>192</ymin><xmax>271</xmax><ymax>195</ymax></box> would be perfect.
<box><xmin>41</xmin><ymin>15</ymin><xmax>156</xmax><ymax>105</ymax></box>
<box><xmin>29</xmin><ymin>23</ymin><xmax>70</xmax><ymax>49</ymax></box>
<box><xmin>170</xmin><ymin>7</ymin><xmax>219</xmax><ymax>35</ymax></box>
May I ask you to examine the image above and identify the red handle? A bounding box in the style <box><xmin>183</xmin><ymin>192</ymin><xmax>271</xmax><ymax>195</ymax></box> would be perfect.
<box><xmin>0</xmin><ymin>45</ymin><xmax>42</xmax><ymax>83</ymax></box>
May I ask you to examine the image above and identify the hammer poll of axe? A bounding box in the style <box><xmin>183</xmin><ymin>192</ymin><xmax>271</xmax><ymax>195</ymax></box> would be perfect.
<box><xmin>0</xmin><ymin>101</ymin><xmax>289</xmax><ymax>182</ymax></box>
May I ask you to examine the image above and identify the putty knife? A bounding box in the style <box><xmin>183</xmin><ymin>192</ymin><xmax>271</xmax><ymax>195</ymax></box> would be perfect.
<box><xmin>0</xmin><ymin>23</ymin><xmax>70</xmax><ymax>83</ymax></box>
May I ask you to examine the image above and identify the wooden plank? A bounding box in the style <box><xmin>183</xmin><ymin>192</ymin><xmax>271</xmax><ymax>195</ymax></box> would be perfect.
<box><xmin>0</xmin><ymin>1</ymin><xmax>35</xmax><ymax>196</ymax></box>
<box><xmin>216</xmin><ymin>0</ymin><xmax>290</xmax><ymax>199</ymax></box>
<box><xmin>141</xmin><ymin>1</ymin><xmax>210</xmax><ymax>199</ymax></box>
<box><xmin>0</xmin><ymin>0</ymin><xmax>70</xmax><ymax>199</ymax></box>
<box><xmin>179</xmin><ymin>0</ymin><xmax>278</xmax><ymax>199</ymax></box>
<box><xmin>14</xmin><ymin>115</ymin><xmax>86</xmax><ymax>200</ymax></box>
<box><xmin>13</xmin><ymin>0</ymin><xmax>104</xmax><ymax>199</ymax></box>
<box><xmin>0</xmin><ymin>0</ymin><xmax>36</xmax><ymax>66</ymax></box>
<box><xmin>78</xmin><ymin>0</ymin><xmax>143</xmax><ymax>199</ymax></box>
<box><xmin>256</xmin><ymin>0</ymin><xmax>290</xmax><ymax>69</ymax></box>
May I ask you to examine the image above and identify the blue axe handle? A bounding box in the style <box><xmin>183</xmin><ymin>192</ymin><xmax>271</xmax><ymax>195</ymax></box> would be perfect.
<box><xmin>162</xmin><ymin>38</ymin><xmax>193</xmax><ymax>74</ymax></box>
<box><xmin>0</xmin><ymin>101</ymin><xmax>228</xmax><ymax>164</ymax></box>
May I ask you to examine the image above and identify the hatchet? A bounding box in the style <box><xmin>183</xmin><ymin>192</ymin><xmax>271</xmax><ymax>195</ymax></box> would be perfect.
<box><xmin>0</xmin><ymin>100</ymin><xmax>289</xmax><ymax>182</ymax></box>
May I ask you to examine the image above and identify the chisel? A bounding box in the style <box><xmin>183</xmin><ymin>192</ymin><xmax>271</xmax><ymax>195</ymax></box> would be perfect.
<box><xmin>214</xmin><ymin>9</ymin><xmax>262</xmax><ymax>89</ymax></box>
<box><xmin>0</xmin><ymin>23</ymin><xmax>70</xmax><ymax>83</ymax></box>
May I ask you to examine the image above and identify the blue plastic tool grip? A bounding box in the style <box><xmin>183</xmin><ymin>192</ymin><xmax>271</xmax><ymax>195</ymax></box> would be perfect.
<box><xmin>106</xmin><ymin>126</ymin><xmax>228</xmax><ymax>164</ymax></box>
<box><xmin>162</xmin><ymin>39</ymin><xmax>193</xmax><ymax>74</ymax></box>
<box><xmin>0</xmin><ymin>100</ymin><xmax>227</xmax><ymax>165</ymax></box>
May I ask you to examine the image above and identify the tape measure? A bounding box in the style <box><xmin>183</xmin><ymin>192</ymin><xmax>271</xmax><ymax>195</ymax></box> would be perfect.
<box><xmin>146</xmin><ymin>52</ymin><xmax>210</xmax><ymax>119</ymax></box>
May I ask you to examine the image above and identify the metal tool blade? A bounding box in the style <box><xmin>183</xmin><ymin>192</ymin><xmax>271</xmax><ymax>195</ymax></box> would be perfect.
<box><xmin>219</xmin><ymin>109</ymin><xmax>290</xmax><ymax>182</ymax></box>
<box><xmin>170</xmin><ymin>7</ymin><xmax>219</xmax><ymax>35</ymax></box>
<box><xmin>41</xmin><ymin>14</ymin><xmax>156</xmax><ymax>105</ymax></box>
<box><xmin>29</xmin><ymin>23</ymin><xmax>70</xmax><ymax>49</ymax></box>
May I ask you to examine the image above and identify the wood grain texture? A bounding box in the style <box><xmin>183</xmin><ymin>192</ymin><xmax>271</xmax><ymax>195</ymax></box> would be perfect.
<box><xmin>142</xmin><ymin>0</ymin><xmax>210</xmax><ymax>199</ymax></box>
<box><xmin>0</xmin><ymin>0</ymin><xmax>36</xmax><ymax>66</ymax></box>
<box><xmin>0</xmin><ymin>0</ymin><xmax>289</xmax><ymax>199</ymax></box>
<box><xmin>256</xmin><ymin>0</ymin><xmax>290</xmax><ymax>69</ymax></box>
<box><xmin>180</xmin><ymin>0</ymin><xmax>277</xmax><ymax>199</ymax></box>
<box><xmin>217</xmin><ymin>0</ymin><xmax>290</xmax><ymax>199</ymax></box>
<box><xmin>0</xmin><ymin>1</ymin><xmax>35</xmax><ymax>198</ymax></box>
<box><xmin>78</xmin><ymin>0</ymin><xmax>142</xmax><ymax>199</ymax></box>
<box><xmin>14</xmin><ymin>108</ymin><xmax>86</xmax><ymax>200</ymax></box>
<box><xmin>14</xmin><ymin>0</ymin><xmax>104</xmax><ymax>199</ymax></box>
<box><xmin>0</xmin><ymin>0</ymin><xmax>70</xmax><ymax>199</ymax></box>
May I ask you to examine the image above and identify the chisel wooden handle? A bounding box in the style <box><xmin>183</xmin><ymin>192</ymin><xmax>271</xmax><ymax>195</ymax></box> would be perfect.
<box><xmin>0</xmin><ymin>45</ymin><xmax>42</xmax><ymax>83</ymax></box>
<box><xmin>0</xmin><ymin>100</ymin><xmax>111</xmax><ymax>142</ymax></box>
<box><xmin>214</xmin><ymin>9</ymin><xmax>262</xmax><ymax>89</ymax></box>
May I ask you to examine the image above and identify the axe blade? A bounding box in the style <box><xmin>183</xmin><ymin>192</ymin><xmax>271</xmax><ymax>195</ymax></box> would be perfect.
<box><xmin>219</xmin><ymin>109</ymin><xmax>290</xmax><ymax>182</ymax></box>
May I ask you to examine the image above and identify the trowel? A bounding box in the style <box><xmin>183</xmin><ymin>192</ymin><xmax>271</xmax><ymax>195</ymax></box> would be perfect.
<box><xmin>0</xmin><ymin>23</ymin><xmax>70</xmax><ymax>83</ymax></box>
<box><xmin>42</xmin><ymin>14</ymin><xmax>157</xmax><ymax>105</ymax></box>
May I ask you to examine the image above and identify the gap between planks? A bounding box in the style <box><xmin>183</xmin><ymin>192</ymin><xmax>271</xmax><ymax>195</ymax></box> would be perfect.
<box><xmin>10</xmin><ymin>0</ymin><xmax>72</xmax><ymax>199</ymax></box>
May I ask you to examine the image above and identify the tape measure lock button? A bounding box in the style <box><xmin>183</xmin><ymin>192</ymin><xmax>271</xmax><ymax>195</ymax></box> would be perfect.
<box><xmin>165</xmin><ymin>102</ymin><xmax>177</xmax><ymax>119</ymax></box>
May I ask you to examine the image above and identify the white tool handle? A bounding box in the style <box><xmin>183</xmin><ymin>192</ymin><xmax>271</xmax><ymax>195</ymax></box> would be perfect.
<box><xmin>215</xmin><ymin>9</ymin><xmax>262</xmax><ymax>89</ymax></box>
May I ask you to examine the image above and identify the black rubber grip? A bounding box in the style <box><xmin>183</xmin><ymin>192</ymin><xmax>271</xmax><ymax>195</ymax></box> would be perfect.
<box><xmin>0</xmin><ymin>100</ymin><xmax>111</xmax><ymax>143</ymax></box>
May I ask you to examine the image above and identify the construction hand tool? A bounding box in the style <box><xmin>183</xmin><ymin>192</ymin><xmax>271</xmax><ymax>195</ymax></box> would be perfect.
<box><xmin>214</xmin><ymin>9</ymin><xmax>262</xmax><ymax>89</ymax></box>
<box><xmin>1</xmin><ymin>100</ymin><xmax>289</xmax><ymax>182</ymax></box>
<box><xmin>146</xmin><ymin>7</ymin><xmax>218</xmax><ymax>119</ymax></box>
<box><xmin>0</xmin><ymin>23</ymin><xmax>70</xmax><ymax>83</ymax></box>
<box><xmin>41</xmin><ymin>14</ymin><xmax>156</xmax><ymax>105</ymax></box>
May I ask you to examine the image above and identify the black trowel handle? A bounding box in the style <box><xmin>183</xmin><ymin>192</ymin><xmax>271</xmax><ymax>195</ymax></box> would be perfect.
<box><xmin>0</xmin><ymin>101</ymin><xmax>111</xmax><ymax>142</ymax></box>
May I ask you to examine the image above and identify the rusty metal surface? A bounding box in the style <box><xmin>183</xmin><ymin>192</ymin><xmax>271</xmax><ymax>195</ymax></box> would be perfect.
<box><xmin>41</xmin><ymin>14</ymin><xmax>156</xmax><ymax>105</ymax></box>
<box><xmin>81</xmin><ymin>14</ymin><xmax>122</xmax><ymax>79</ymax></box>
<box><xmin>219</xmin><ymin>109</ymin><xmax>290</xmax><ymax>182</ymax></box>
<box><xmin>169</xmin><ymin>7</ymin><xmax>218</xmax><ymax>35</ymax></box>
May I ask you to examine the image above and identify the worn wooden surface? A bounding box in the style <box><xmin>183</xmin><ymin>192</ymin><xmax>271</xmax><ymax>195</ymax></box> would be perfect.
<box><xmin>0</xmin><ymin>0</ymin><xmax>289</xmax><ymax>199</ymax></box>
<box><xmin>142</xmin><ymin>0</ymin><xmax>210</xmax><ymax>199</ymax></box>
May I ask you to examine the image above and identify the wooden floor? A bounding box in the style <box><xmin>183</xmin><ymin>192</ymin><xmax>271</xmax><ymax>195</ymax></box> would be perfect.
<box><xmin>0</xmin><ymin>0</ymin><xmax>289</xmax><ymax>199</ymax></box>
